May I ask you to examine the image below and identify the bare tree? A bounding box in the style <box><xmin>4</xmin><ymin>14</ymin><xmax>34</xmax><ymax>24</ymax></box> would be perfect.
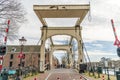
<box><xmin>0</xmin><ymin>0</ymin><xmax>26</xmax><ymax>42</ymax></box>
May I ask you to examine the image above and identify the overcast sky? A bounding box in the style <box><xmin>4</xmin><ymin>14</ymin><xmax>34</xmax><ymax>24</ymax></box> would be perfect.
<box><xmin>4</xmin><ymin>0</ymin><xmax>120</xmax><ymax>62</ymax></box>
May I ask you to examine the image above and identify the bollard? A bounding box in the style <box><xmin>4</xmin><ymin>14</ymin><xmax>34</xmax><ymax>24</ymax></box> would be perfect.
<box><xmin>57</xmin><ymin>77</ymin><xmax>60</xmax><ymax>80</ymax></box>
<box><xmin>102</xmin><ymin>75</ymin><xmax>105</xmax><ymax>80</ymax></box>
<box><xmin>34</xmin><ymin>77</ymin><xmax>37</xmax><ymax>80</ymax></box>
<box><xmin>80</xmin><ymin>76</ymin><xmax>82</xmax><ymax>80</ymax></box>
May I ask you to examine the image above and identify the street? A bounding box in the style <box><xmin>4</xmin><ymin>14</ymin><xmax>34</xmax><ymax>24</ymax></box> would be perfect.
<box><xmin>32</xmin><ymin>69</ymin><xmax>87</xmax><ymax>80</ymax></box>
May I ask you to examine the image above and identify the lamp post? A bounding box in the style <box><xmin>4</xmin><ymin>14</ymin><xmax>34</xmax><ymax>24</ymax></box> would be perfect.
<box><xmin>105</xmin><ymin>60</ymin><xmax>110</xmax><ymax>80</ymax></box>
<box><xmin>19</xmin><ymin>36</ymin><xmax>27</xmax><ymax>79</ymax></box>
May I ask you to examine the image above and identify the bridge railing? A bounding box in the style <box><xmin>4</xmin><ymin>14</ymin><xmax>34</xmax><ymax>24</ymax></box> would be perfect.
<box><xmin>80</xmin><ymin>75</ymin><xmax>89</xmax><ymax>80</ymax></box>
<box><xmin>44</xmin><ymin>63</ymin><xmax>50</xmax><ymax>70</ymax></box>
<box><xmin>74</xmin><ymin>63</ymin><xmax>79</xmax><ymax>70</ymax></box>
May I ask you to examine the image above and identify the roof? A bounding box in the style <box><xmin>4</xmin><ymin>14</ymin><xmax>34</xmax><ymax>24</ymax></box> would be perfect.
<box><xmin>7</xmin><ymin>45</ymin><xmax>40</xmax><ymax>53</ymax></box>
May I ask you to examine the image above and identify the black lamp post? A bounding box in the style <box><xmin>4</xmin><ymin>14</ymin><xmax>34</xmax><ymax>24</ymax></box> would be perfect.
<box><xmin>107</xmin><ymin>67</ymin><xmax>110</xmax><ymax>80</ymax></box>
<box><xmin>19</xmin><ymin>36</ymin><xmax>27</xmax><ymax>79</ymax></box>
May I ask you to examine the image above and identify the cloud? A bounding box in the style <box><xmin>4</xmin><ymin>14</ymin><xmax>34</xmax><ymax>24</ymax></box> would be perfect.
<box><xmin>45</xmin><ymin>18</ymin><xmax>78</xmax><ymax>27</ymax></box>
<box><xmin>82</xmin><ymin>23</ymin><xmax>115</xmax><ymax>42</ymax></box>
<box><xmin>87</xmin><ymin>55</ymin><xmax>118</xmax><ymax>62</ymax></box>
<box><xmin>81</xmin><ymin>0</ymin><xmax>120</xmax><ymax>42</ymax></box>
<box><xmin>86</xmin><ymin>51</ymin><xmax>115</xmax><ymax>56</ymax></box>
<box><xmin>7</xmin><ymin>0</ymin><xmax>120</xmax><ymax>62</ymax></box>
<box><xmin>92</xmin><ymin>43</ymin><xmax>103</xmax><ymax>48</ymax></box>
<box><xmin>19</xmin><ymin>0</ymin><xmax>120</xmax><ymax>45</ymax></box>
<box><xmin>18</xmin><ymin>0</ymin><xmax>120</xmax><ymax>45</ymax></box>
<box><xmin>84</xmin><ymin>40</ymin><xmax>116</xmax><ymax>53</ymax></box>
<box><xmin>34</xmin><ymin>0</ymin><xmax>89</xmax><ymax>5</ymax></box>
<box><xmin>84</xmin><ymin>51</ymin><xmax>118</xmax><ymax>62</ymax></box>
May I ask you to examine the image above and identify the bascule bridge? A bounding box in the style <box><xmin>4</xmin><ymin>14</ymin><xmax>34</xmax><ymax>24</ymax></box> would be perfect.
<box><xmin>33</xmin><ymin>4</ymin><xmax>90</xmax><ymax>72</ymax></box>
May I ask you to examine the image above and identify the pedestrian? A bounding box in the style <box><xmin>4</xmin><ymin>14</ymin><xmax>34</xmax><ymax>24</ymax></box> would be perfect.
<box><xmin>1</xmin><ymin>68</ymin><xmax>8</xmax><ymax>80</ymax></box>
<box><xmin>15</xmin><ymin>75</ymin><xmax>20</xmax><ymax>80</ymax></box>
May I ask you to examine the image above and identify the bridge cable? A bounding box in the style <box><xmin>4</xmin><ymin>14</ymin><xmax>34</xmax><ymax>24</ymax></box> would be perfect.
<box><xmin>37</xmin><ymin>28</ymin><xmax>44</xmax><ymax>45</ymax></box>
<box><xmin>82</xmin><ymin>45</ymin><xmax>87</xmax><ymax>65</ymax></box>
<box><xmin>88</xmin><ymin>1</ymin><xmax>92</xmax><ymax>22</ymax></box>
<box><xmin>82</xmin><ymin>40</ymin><xmax>95</xmax><ymax>76</ymax></box>
<box><xmin>82</xmin><ymin>42</ymin><xmax>91</xmax><ymax>65</ymax></box>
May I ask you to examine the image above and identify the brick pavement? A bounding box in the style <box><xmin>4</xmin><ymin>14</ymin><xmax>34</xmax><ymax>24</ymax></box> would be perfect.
<box><xmin>24</xmin><ymin>73</ymin><xmax>49</xmax><ymax>80</ymax></box>
<box><xmin>43</xmin><ymin>69</ymin><xmax>88</xmax><ymax>80</ymax></box>
<box><xmin>24</xmin><ymin>69</ymin><xmax>116</xmax><ymax>80</ymax></box>
<box><xmin>24</xmin><ymin>69</ymin><xmax>85</xmax><ymax>80</ymax></box>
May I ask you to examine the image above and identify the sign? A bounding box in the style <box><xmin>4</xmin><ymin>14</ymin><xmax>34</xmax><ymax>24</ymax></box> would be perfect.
<box><xmin>0</xmin><ymin>56</ymin><xmax>3</xmax><ymax>70</ymax></box>
<box><xmin>18</xmin><ymin>52</ymin><xmax>24</xmax><ymax>58</ymax></box>
<box><xmin>18</xmin><ymin>52</ymin><xmax>25</xmax><ymax>58</ymax></box>
<box><xmin>117</xmin><ymin>47</ymin><xmax>120</xmax><ymax>57</ymax></box>
<box><xmin>97</xmin><ymin>67</ymin><xmax>102</xmax><ymax>73</ymax></box>
<box><xmin>0</xmin><ymin>45</ymin><xmax>6</xmax><ymax>56</ymax></box>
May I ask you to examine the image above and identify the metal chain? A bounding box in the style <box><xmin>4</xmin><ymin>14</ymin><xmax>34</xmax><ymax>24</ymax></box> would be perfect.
<box><xmin>88</xmin><ymin>1</ymin><xmax>92</xmax><ymax>22</ymax></box>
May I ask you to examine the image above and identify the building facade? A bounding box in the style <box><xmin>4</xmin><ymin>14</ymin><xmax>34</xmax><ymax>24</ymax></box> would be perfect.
<box><xmin>3</xmin><ymin>45</ymin><xmax>59</xmax><ymax>70</ymax></box>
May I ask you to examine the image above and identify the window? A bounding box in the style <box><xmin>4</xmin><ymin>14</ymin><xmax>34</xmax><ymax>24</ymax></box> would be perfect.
<box><xmin>45</xmin><ymin>54</ymin><xmax>47</xmax><ymax>58</ymax></box>
<box><xmin>9</xmin><ymin>61</ymin><xmax>13</xmax><ymax>67</ymax></box>
<box><xmin>22</xmin><ymin>61</ymin><xmax>25</xmax><ymax>67</ymax></box>
<box><xmin>38</xmin><ymin>54</ymin><xmax>40</xmax><ymax>58</ymax></box>
<box><xmin>0</xmin><ymin>60</ymin><xmax>2</xmax><ymax>65</ymax></box>
<box><xmin>11</xmin><ymin>47</ymin><xmax>16</xmax><ymax>52</ymax></box>
<box><xmin>10</xmin><ymin>54</ymin><xmax>14</xmax><ymax>59</ymax></box>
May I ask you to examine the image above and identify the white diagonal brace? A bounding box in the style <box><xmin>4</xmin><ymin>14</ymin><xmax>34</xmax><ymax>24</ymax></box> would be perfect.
<box><xmin>50</xmin><ymin>37</ymin><xmax>54</xmax><ymax>45</ymax></box>
<box><xmin>69</xmin><ymin>36</ymin><xmax>73</xmax><ymax>45</ymax></box>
